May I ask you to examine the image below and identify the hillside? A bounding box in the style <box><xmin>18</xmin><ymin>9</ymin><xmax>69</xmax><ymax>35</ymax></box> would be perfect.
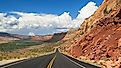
<box><xmin>0</xmin><ymin>32</ymin><xmax>66</xmax><ymax>61</ymax></box>
<box><xmin>0</xmin><ymin>32</ymin><xmax>20</xmax><ymax>43</ymax></box>
<box><xmin>31</xmin><ymin>32</ymin><xmax>67</xmax><ymax>42</ymax></box>
<box><xmin>61</xmin><ymin>0</ymin><xmax>121</xmax><ymax>68</ymax></box>
<box><xmin>0</xmin><ymin>31</ymin><xmax>67</xmax><ymax>42</ymax></box>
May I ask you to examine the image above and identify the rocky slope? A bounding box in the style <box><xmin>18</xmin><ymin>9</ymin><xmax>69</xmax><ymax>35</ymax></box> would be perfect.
<box><xmin>31</xmin><ymin>32</ymin><xmax>67</xmax><ymax>42</ymax></box>
<box><xmin>31</xmin><ymin>35</ymin><xmax>52</xmax><ymax>41</ymax></box>
<box><xmin>0</xmin><ymin>32</ymin><xmax>67</xmax><ymax>43</ymax></box>
<box><xmin>0</xmin><ymin>32</ymin><xmax>20</xmax><ymax>43</ymax></box>
<box><xmin>61</xmin><ymin>0</ymin><xmax>121</xmax><ymax>67</ymax></box>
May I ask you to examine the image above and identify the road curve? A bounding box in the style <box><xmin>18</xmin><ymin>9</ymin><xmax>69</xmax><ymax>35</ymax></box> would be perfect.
<box><xmin>0</xmin><ymin>50</ymin><xmax>100</xmax><ymax>68</ymax></box>
<box><xmin>0</xmin><ymin>54</ymin><xmax>55</xmax><ymax>68</ymax></box>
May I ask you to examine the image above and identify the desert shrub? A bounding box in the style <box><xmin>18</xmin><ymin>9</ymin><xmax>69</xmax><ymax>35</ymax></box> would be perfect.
<box><xmin>0</xmin><ymin>40</ymin><xmax>42</xmax><ymax>52</ymax></box>
<box><xmin>104</xmin><ymin>5</ymin><xmax>112</xmax><ymax>15</ymax></box>
<box><xmin>90</xmin><ymin>24</ymin><xmax>96</xmax><ymax>29</ymax></box>
<box><xmin>0</xmin><ymin>41</ymin><xmax>60</xmax><ymax>60</ymax></box>
<box><xmin>80</xmin><ymin>31</ymin><xmax>84</xmax><ymax>35</ymax></box>
<box><xmin>101</xmin><ymin>57</ymin><xmax>110</xmax><ymax>61</ymax></box>
<box><xmin>0</xmin><ymin>56</ymin><xmax>2</xmax><ymax>61</ymax></box>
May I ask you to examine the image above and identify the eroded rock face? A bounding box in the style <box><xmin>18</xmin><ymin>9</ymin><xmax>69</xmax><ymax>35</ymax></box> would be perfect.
<box><xmin>61</xmin><ymin>0</ymin><xmax>121</xmax><ymax>67</ymax></box>
<box><xmin>70</xmin><ymin>16</ymin><xmax>121</xmax><ymax>60</ymax></box>
<box><xmin>118</xmin><ymin>38</ymin><xmax>121</xmax><ymax>47</ymax></box>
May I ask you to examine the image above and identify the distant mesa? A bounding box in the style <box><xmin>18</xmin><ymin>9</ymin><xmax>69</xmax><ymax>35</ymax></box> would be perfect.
<box><xmin>0</xmin><ymin>31</ymin><xmax>67</xmax><ymax>43</ymax></box>
<box><xmin>31</xmin><ymin>32</ymin><xmax>67</xmax><ymax>42</ymax></box>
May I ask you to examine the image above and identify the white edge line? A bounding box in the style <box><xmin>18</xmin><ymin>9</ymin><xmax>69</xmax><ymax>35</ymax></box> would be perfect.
<box><xmin>1</xmin><ymin>59</ymin><xmax>27</xmax><ymax>68</ymax></box>
<box><xmin>63</xmin><ymin>55</ymin><xmax>86</xmax><ymax>68</ymax></box>
<box><xmin>2</xmin><ymin>54</ymin><xmax>86</xmax><ymax>68</ymax></box>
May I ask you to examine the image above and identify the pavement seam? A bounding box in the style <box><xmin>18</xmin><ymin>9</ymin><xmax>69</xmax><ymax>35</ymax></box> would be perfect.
<box><xmin>63</xmin><ymin>55</ymin><xmax>86</xmax><ymax>68</ymax></box>
<box><xmin>47</xmin><ymin>55</ymin><xmax>56</xmax><ymax>68</ymax></box>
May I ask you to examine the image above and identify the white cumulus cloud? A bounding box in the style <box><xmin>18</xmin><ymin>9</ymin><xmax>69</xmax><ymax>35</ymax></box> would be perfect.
<box><xmin>71</xmin><ymin>2</ymin><xmax>98</xmax><ymax>28</ymax></box>
<box><xmin>5</xmin><ymin>12</ymin><xmax>72</xmax><ymax>35</ymax></box>
<box><xmin>28</xmin><ymin>32</ymin><xmax>35</xmax><ymax>36</ymax></box>
<box><xmin>77</xmin><ymin>2</ymin><xmax>98</xmax><ymax>19</ymax></box>
<box><xmin>0</xmin><ymin>2</ymin><xmax>98</xmax><ymax>35</ymax></box>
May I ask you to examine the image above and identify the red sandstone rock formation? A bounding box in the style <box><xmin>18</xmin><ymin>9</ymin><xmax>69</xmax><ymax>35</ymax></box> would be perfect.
<box><xmin>61</xmin><ymin>0</ymin><xmax>121</xmax><ymax>67</ymax></box>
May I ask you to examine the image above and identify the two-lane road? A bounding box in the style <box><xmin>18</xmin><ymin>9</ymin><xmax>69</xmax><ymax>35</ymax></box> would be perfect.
<box><xmin>0</xmin><ymin>49</ymin><xmax>100</xmax><ymax>68</ymax></box>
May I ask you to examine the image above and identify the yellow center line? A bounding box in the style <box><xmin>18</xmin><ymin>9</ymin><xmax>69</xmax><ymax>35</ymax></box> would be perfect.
<box><xmin>47</xmin><ymin>55</ymin><xmax>56</xmax><ymax>68</ymax></box>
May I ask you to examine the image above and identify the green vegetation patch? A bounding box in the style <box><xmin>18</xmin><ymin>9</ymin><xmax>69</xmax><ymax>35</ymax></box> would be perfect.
<box><xmin>0</xmin><ymin>40</ymin><xmax>42</xmax><ymax>52</ymax></box>
<box><xmin>0</xmin><ymin>41</ymin><xmax>63</xmax><ymax>61</ymax></box>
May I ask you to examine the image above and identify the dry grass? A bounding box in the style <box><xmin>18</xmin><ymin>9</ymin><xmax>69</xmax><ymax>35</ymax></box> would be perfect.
<box><xmin>0</xmin><ymin>41</ymin><xmax>62</xmax><ymax>61</ymax></box>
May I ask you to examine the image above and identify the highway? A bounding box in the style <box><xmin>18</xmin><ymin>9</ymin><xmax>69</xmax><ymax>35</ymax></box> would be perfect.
<box><xmin>0</xmin><ymin>49</ymin><xmax>100</xmax><ymax>68</ymax></box>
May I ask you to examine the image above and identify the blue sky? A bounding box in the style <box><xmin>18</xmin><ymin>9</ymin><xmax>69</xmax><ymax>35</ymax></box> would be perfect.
<box><xmin>0</xmin><ymin>0</ymin><xmax>103</xmax><ymax>18</ymax></box>
<box><xmin>0</xmin><ymin>0</ymin><xmax>103</xmax><ymax>35</ymax></box>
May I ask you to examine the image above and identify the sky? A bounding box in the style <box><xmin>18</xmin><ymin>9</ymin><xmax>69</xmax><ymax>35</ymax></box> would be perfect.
<box><xmin>0</xmin><ymin>0</ymin><xmax>103</xmax><ymax>35</ymax></box>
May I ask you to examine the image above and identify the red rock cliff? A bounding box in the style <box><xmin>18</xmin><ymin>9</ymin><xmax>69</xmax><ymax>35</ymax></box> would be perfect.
<box><xmin>61</xmin><ymin>0</ymin><xmax>121</xmax><ymax>66</ymax></box>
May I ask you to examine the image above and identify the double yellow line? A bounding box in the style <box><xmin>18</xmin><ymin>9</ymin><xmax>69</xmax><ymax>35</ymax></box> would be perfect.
<box><xmin>47</xmin><ymin>55</ymin><xmax>56</xmax><ymax>68</ymax></box>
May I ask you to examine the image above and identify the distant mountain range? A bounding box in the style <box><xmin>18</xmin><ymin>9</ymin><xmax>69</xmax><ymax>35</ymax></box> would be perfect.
<box><xmin>0</xmin><ymin>32</ymin><xmax>30</xmax><ymax>40</ymax></box>
<box><xmin>0</xmin><ymin>32</ymin><xmax>12</xmax><ymax>37</ymax></box>
<box><xmin>0</xmin><ymin>32</ymin><xmax>67</xmax><ymax>43</ymax></box>
<box><xmin>0</xmin><ymin>32</ymin><xmax>19</xmax><ymax>43</ymax></box>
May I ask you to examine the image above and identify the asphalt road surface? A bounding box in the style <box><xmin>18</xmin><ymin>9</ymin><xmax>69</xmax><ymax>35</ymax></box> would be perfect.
<box><xmin>0</xmin><ymin>50</ymin><xmax>100</xmax><ymax>68</ymax></box>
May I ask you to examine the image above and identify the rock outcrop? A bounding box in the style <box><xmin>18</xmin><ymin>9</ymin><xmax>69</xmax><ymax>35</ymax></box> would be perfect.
<box><xmin>61</xmin><ymin>0</ymin><xmax>121</xmax><ymax>67</ymax></box>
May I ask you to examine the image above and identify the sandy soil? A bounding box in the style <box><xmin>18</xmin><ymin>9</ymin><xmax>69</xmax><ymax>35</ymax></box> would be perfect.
<box><xmin>0</xmin><ymin>58</ymin><xmax>27</xmax><ymax>66</ymax></box>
